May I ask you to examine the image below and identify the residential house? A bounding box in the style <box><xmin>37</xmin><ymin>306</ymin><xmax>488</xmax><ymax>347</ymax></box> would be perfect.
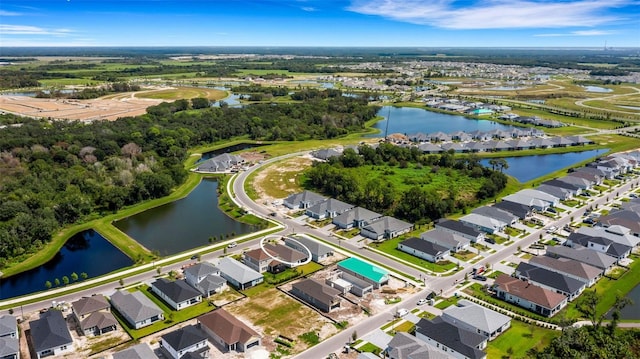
<box><xmin>311</xmin><ymin>148</ymin><xmax>342</xmax><ymax>160</ymax></box>
<box><xmin>183</xmin><ymin>262</ymin><xmax>226</xmax><ymax>297</ymax></box>
<box><xmin>217</xmin><ymin>257</ymin><xmax>264</xmax><ymax>290</ymax></box>
<box><xmin>337</xmin><ymin>257</ymin><xmax>389</xmax><ymax>289</ymax></box>
<box><xmin>0</xmin><ymin>315</ymin><xmax>18</xmax><ymax>359</ymax></box>
<box><xmin>113</xmin><ymin>343</ymin><xmax>158</xmax><ymax>359</ymax></box>
<box><xmin>110</xmin><ymin>290</ymin><xmax>164</xmax><ymax>329</ymax></box>
<box><xmin>332</xmin><ymin>206</ymin><xmax>383</xmax><ymax>230</ymax></box>
<box><xmin>493</xmin><ymin>201</ymin><xmax>532</xmax><ymax>220</ymax></box>
<box><xmin>536</xmin><ymin>184</ymin><xmax>574</xmax><ymax>201</ymax></box>
<box><xmin>291</xmin><ymin>278</ymin><xmax>342</xmax><ymax>313</ymax></box>
<box><xmin>566</xmin><ymin>233</ymin><xmax>632</xmax><ymax>260</ymax></box>
<box><xmin>555</xmin><ymin>176</ymin><xmax>592</xmax><ymax>191</ymax></box>
<box><xmin>421</xmin><ymin>229</ymin><xmax>471</xmax><ymax>253</ymax></box>
<box><xmin>471</xmin><ymin>206</ymin><xmax>518</xmax><ymax>226</ymax></box>
<box><xmin>360</xmin><ymin>216</ymin><xmax>413</xmax><ymax>241</ymax></box>
<box><xmin>160</xmin><ymin>325</ymin><xmax>209</xmax><ymax>359</ymax></box>
<box><xmin>418</xmin><ymin>142</ymin><xmax>444</xmax><ymax>154</ymax></box>
<box><xmin>518</xmin><ymin>189</ymin><xmax>560</xmax><ymax>207</ymax></box>
<box><xmin>195</xmin><ymin>153</ymin><xmax>244</xmax><ymax>173</ymax></box>
<box><xmin>545</xmin><ymin>246</ymin><xmax>616</xmax><ymax>271</ymax></box>
<box><xmin>515</xmin><ymin>262</ymin><xmax>586</xmax><ymax>301</ymax></box>
<box><xmin>384</xmin><ymin>332</ymin><xmax>451</xmax><ymax>359</ymax></box>
<box><xmin>243</xmin><ymin>247</ymin><xmax>273</xmax><ymax>273</ymax></box>
<box><xmin>493</xmin><ymin>274</ymin><xmax>567</xmax><ymax>317</ymax></box>
<box><xmin>283</xmin><ymin>190</ymin><xmax>327</xmax><ymax>210</ymax></box>
<box><xmin>441</xmin><ymin>299</ymin><xmax>511</xmax><ymax>340</ymax></box>
<box><xmin>459</xmin><ymin>213</ymin><xmax>506</xmax><ymax>234</ymax></box>
<box><xmin>398</xmin><ymin>237</ymin><xmax>450</xmax><ymax>263</ymax></box>
<box><xmin>570</xmin><ymin>166</ymin><xmax>607</xmax><ymax>182</ymax></box>
<box><xmin>577</xmin><ymin>225</ymin><xmax>640</xmax><ymax>247</ymax></box>
<box><xmin>326</xmin><ymin>270</ymin><xmax>374</xmax><ymax>297</ymax></box>
<box><xmin>264</xmin><ymin>243</ymin><xmax>308</xmax><ymax>270</ymax></box>
<box><xmin>29</xmin><ymin>310</ymin><xmax>74</xmax><ymax>359</ymax></box>
<box><xmin>435</xmin><ymin>219</ymin><xmax>484</xmax><ymax>243</ymax></box>
<box><xmin>284</xmin><ymin>236</ymin><xmax>333</xmax><ymax>262</ymax></box>
<box><xmin>151</xmin><ymin>278</ymin><xmax>202</xmax><ymax>311</ymax></box>
<box><xmin>70</xmin><ymin>295</ymin><xmax>117</xmax><ymax>336</ymax></box>
<box><xmin>305</xmin><ymin>198</ymin><xmax>354</xmax><ymax>219</ymax></box>
<box><xmin>198</xmin><ymin>309</ymin><xmax>261</xmax><ymax>353</ymax></box>
<box><xmin>0</xmin><ymin>315</ymin><xmax>17</xmax><ymax>339</ymax></box>
<box><xmin>598</xmin><ymin>210</ymin><xmax>640</xmax><ymax>238</ymax></box>
<box><xmin>501</xmin><ymin>193</ymin><xmax>549</xmax><ymax>212</ymax></box>
<box><xmin>528</xmin><ymin>256</ymin><xmax>602</xmax><ymax>287</ymax></box>
<box><xmin>415</xmin><ymin>317</ymin><xmax>487</xmax><ymax>359</ymax></box>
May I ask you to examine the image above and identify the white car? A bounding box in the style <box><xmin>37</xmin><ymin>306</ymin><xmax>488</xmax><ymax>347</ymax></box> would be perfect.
<box><xmin>227</xmin><ymin>242</ymin><xmax>237</xmax><ymax>248</ymax></box>
<box><xmin>417</xmin><ymin>299</ymin><xmax>427</xmax><ymax>305</ymax></box>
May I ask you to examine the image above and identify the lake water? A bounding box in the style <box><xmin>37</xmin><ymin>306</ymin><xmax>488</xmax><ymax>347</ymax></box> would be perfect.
<box><xmin>114</xmin><ymin>179</ymin><xmax>253</xmax><ymax>256</ymax></box>
<box><xmin>606</xmin><ymin>284</ymin><xmax>640</xmax><ymax>320</ymax></box>
<box><xmin>583</xmin><ymin>86</ymin><xmax>613</xmax><ymax>93</ymax></box>
<box><xmin>480</xmin><ymin>149</ymin><xmax>606</xmax><ymax>182</ymax></box>
<box><xmin>0</xmin><ymin>230</ymin><xmax>133</xmax><ymax>300</ymax></box>
<box><xmin>369</xmin><ymin>106</ymin><xmax>516</xmax><ymax>137</ymax></box>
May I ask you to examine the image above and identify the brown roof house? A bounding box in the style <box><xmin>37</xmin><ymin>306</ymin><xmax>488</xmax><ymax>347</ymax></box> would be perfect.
<box><xmin>198</xmin><ymin>309</ymin><xmax>261</xmax><ymax>353</ymax></box>
<box><xmin>493</xmin><ymin>274</ymin><xmax>567</xmax><ymax>317</ymax></box>
<box><xmin>291</xmin><ymin>278</ymin><xmax>342</xmax><ymax>313</ymax></box>
<box><xmin>71</xmin><ymin>295</ymin><xmax>118</xmax><ymax>336</ymax></box>
<box><xmin>243</xmin><ymin>243</ymin><xmax>307</xmax><ymax>274</ymax></box>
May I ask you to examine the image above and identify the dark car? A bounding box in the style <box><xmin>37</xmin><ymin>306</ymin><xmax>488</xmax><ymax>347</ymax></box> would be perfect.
<box><xmin>473</xmin><ymin>275</ymin><xmax>487</xmax><ymax>281</ymax></box>
<box><xmin>485</xmin><ymin>237</ymin><xmax>496</xmax><ymax>244</ymax></box>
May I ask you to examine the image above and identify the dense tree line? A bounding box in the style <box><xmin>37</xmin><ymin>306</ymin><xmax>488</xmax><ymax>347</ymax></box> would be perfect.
<box><xmin>306</xmin><ymin>143</ymin><xmax>507</xmax><ymax>223</ymax></box>
<box><xmin>0</xmin><ymin>91</ymin><xmax>377</xmax><ymax>266</ymax></box>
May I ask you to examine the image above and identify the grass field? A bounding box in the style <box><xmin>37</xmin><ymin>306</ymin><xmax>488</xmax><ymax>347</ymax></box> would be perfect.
<box><xmin>487</xmin><ymin>320</ymin><xmax>560</xmax><ymax>358</ymax></box>
<box><xmin>135</xmin><ymin>87</ymin><xmax>227</xmax><ymax>100</ymax></box>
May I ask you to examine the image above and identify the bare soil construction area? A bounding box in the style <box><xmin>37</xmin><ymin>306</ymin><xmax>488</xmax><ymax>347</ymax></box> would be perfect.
<box><xmin>0</xmin><ymin>94</ymin><xmax>162</xmax><ymax>121</ymax></box>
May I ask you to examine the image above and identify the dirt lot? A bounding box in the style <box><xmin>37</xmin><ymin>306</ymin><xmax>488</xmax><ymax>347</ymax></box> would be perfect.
<box><xmin>0</xmin><ymin>94</ymin><xmax>162</xmax><ymax>121</ymax></box>
<box><xmin>224</xmin><ymin>288</ymin><xmax>338</xmax><ymax>355</ymax></box>
<box><xmin>251</xmin><ymin>156</ymin><xmax>314</xmax><ymax>204</ymax></box>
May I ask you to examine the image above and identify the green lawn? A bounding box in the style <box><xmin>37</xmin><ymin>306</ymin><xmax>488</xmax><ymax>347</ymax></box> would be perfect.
<box><xmin>452</xmin><ymin>250</ymin><xmax>478</xmax><ymax>262</ymax></box>
<box><xmin>434</xmin><ymin>296</ymin><xmax>459</xmax><ymax>310</ymax></box>
<box><xmin>487</xmin><ymin>321</ymin><xmax>560</xmax><ymax>358</ymax></box>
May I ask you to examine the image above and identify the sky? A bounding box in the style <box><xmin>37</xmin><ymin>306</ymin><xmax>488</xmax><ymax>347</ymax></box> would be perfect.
<box><xmin>0</xmin><ymin>0</ymin><xmax>639</xmax><ymax>48</ymax></box>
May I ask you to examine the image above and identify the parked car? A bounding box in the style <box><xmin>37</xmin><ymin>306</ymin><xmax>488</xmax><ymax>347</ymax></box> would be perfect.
<box><xmin>227</xmin><ymin>242</ymin><xmax>237</xmax><ymax>248</ymax></box>
<box><xmin>485</xmin><ymin>237</ymin><xmax>495</xmax><ymax>244</ymax></box>
<box><xmin>473</xmin><ymin>275</ymin><xmax>487</xmax><ymax>281</ymax></box>
<box><xmin>417</xmin><ymin>299</ymin><xmax>427</xmax><ymax>305</ymax></box>
<box><xmin>190</xmin><ymin>255</ymin><xmax>198</xmax><ymax>260</ymax></box>
<box><xmin>546</xmin><ymin>226</ymin><xmax>557</xmax><ymax>233</ymax></box>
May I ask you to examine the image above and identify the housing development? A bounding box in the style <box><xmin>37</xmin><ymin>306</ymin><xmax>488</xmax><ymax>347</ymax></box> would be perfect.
<box><xmin>0</xmin><ymin>45</ymin><xmax>639</xmax><ymax>359</ymax></box>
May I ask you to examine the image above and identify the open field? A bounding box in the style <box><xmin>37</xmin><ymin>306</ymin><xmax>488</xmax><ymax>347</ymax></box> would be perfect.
<box><xmin>0</xmin><ymin>94</ymin><xmax>162</xmax><ymax>121</ymax></box>
<box><xmin>134</xmin><ymin>87</ymin><xmax>227</xmax><ymax>100</ymax></box>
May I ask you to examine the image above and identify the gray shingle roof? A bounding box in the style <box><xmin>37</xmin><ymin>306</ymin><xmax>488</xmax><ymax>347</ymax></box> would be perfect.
<box><xmin>291</xmin><ymin>278</ymin><xmax>341</xmax><ymax>308</ymax></box>
<box><xmin>183</xmin><ymin>262</ymin><xmax>219</xmax><ymax>279</ymax></box>
<box><xmin>113</xmin><ymin>343</ymin><xmax>158</xmax><ymax>359</ymax></box>
<box><xmin>217</xmin><ymin>257</ymin><xmax>263</xmax><ymax>284</ymax></box>
<box><xmin>0</xmin><ymin>315</ymin><xmax>16</xmax><ymax>337</ymax></box>
<box><xmin>416</xmin><ymin>317</ymin><xmax>486</xmax><ymax>359</ymax></box>
<box><xmin>545</xmin><ymin>246</ymin><xmax>616</xmax><ymax>270</ymax></box>
<box><xmin>71</xmin><ymin>295</ymin><xmax>110</xmax><ymax>317</ymax></box>
<box><xmin>80</xmin><ymin>311</ymin><xmax>117</xmax><ymax>332</ymax></box>
<box><xmin>30</xmin><ymin>310</ymin><xmax>73</xmax><ymax>352</ymax></box>
<box><xmin>421</xmin><ymin>228</ymin><xmax>470</xmax><ymax>248</ymax></box>
<box><xmin>362</xmin><ymin>216</ymin><xmax>412</xmax><ymax>235</ymax></box>
<box><xmin>516</xmin><ymin>262</ymin><xmax>585</xmax><ymax>294</ymax></box>
<box><xmin>0</xmin><ymin>337</ymin><xmax>18</xmax><ymax>358</ymax></box>
<box><xmin>442</xmin><ymin>299</ymin><xmax>511</xmax><ymax>335</ymax></box>
<box><xmin>284</xmin><ymin>236</ymin><xmax>333</xmax><ymax>258</ymax></box>
<box><xmin>152</xmin><ymin>278</ymin><xmax>201</xmax><ymax>303</ymax></box>
<box><xmin>386</xmin><ymin>332</ymin><xmax>451</xmax><ymax>359</ymax></box>
<box><xmin>471</xmin><ymin>206</ymin><xmax>517</xmax><ymax>225</ymax></box>
<box><xmin>528</xmin><ymin>256</ymin><xmax>601</xmax><ymax>281</ymax></box>
<box><xmin>333</xmin><ymin>206</ymin><xmax>382</xmax><ymax>225</ymax></box>
<box><xmin>435</xmin><ymin>219</ymin><xmax>481</xmax><ymax>238</ymax></box>
<box><xmin>161</xmin><ymin>325</ymin><xmax>207</xmax><ymax>352</ymax></box>
<box><xmin>399</xmin><ymin>237</ymin><xmax>449</xmax><ymax>256</ymax></box>
<box><xmin>306</xmin><ymin>198</ymin><xmax>354</xmax><ymax>216</ymax></box>
<box><xmin>110</xmin><ymin>290</ymin><xmax>164</xmax><ymax>323</ymax></box>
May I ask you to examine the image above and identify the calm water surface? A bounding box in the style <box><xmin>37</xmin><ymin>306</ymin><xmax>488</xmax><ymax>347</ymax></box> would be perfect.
<box><xmin>369</xmin><ymin>106</ymin><xmax>516</xmax><ymax>137</ymax></box>
<box><xmin>0</xmin><ymin>230</ymin><xmax>133</xmax><ymax>299</ymax></box>
<box><xmin>607</xmin><ymin>284</ymin><xmax>640</xmax><ymax>320</ymax></box>
<box><xmin>481</xmin><ymin>149</ymin><xmax>606</xmax><ymax>182</ymax></box>
<box><xmin>114</xmin><ymin>179</ymin><xmax>253</xmax><ymax>256</ymax></box>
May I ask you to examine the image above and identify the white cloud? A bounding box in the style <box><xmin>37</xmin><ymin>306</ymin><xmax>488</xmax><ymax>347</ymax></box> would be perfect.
<box><xmin>0</xmin><ymin>10</ymin><xmax>23</xmax><ymax>16</ymax></box>
<box><xmin>347</xmin><ymin>0</ymin><xmax>632</xmax><ymax>29</ymax></box>
<box><xmin>301</xmin><ymin>6</ymin><xmax>316</xmax><ymax>11</ymax></box>
<box><xmin>0</xmin><ymin>25</ymin><xmax>74</xmax><ymax>36</ymax></box>
<box><xmin>535</xmin><ymin>29</ymin><xmax>616</xmax><ymax>37</ymax></box>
